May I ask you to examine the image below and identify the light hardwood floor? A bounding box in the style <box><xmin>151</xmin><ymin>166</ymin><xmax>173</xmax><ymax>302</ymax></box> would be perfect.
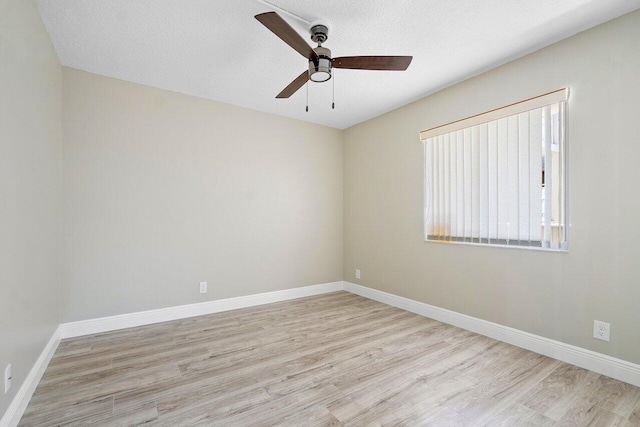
<box><xmin>20</xmin><ymin>291</ymin><xmax>640</xmax><ymax>426</ymax></box>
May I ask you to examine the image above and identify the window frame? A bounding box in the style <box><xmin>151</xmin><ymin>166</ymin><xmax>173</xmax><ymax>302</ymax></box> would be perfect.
<box><xmin>420</xmin><ymin>89</ymin><xmax>569</xmax><ymax>253</ymax></box>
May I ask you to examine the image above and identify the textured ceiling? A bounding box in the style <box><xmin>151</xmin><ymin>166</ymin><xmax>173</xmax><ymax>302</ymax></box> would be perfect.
<box><xmin>36</xmin><ymin>0</ymin><xmax>640</xmax><ymax>129</ymax></box>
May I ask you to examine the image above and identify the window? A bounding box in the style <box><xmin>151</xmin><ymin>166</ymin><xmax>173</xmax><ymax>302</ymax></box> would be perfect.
<box><xmin>420</xmin><ymin>89</ymin><xmax>568</xmax><ymax>250</ymax></box>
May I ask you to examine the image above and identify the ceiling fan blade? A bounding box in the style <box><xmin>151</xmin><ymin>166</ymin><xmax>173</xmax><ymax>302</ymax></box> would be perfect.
<box><xmin>276</xmin><ymin>70</ymin><xmax>309</xmax><ymax>98</ymax></box>
<box><xmin>332</xmin><ymin>56</ymin><xmax>413</xmax><ymax>71</ymax></box>
<box><xmin>255</xmin><ymin>12</ymin><xmax>318</xmax><ymax>61</ymax></box>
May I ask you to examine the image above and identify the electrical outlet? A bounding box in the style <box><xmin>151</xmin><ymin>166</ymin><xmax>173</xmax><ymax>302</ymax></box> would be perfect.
<box><xmin>355</xmin><ymin>269</ymin><xmax>361</xmax><ymax>279</ymax></box>
<box><xmin>593</xmin><ymin>320</ymin><xmax>610</xmax><ymax>342</ymax></box>
<box><xmin>199</xmin><ymin>282</ymin><xmax>207</xmax><ymax>294</ymax></box>
<box><xmin>4</xmin><ymin>364</ymin><xmax>11</xmax><ymax>393</ymax></box>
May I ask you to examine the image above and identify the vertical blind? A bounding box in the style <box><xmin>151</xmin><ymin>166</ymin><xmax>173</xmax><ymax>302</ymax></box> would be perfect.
<box><xmin>420</xmin><ymin>89</ymin><xmax>568</xmax><ymax>250</ymax></box>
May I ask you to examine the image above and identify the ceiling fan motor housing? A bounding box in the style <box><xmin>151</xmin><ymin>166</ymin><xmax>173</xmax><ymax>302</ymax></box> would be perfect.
<box><xmin>309</xmin><ymin>46</ymin><xmax>332</xmax><ymax>82</ymax></box>
<box><xmin>310</xmin><ymin>24</ymin><xmax>329</xmax><ymax>44</ymax></box>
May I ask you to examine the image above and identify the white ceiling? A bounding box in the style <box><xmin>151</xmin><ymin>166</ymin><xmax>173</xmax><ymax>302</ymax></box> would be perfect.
<box><xmin>36</xmin><ymin>0</ymin><xmax>640</xmax><ymax>129</ymax></box>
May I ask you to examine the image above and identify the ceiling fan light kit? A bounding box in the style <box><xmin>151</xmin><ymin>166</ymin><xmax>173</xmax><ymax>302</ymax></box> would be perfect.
<box><xmin>309</xmin><ymin>46</ymin><xmax>332</xmax><ymax>82</ymax></box>
<box><xmin>255</xmin><ymin>11</ymin><xmax>412</xmax><ymax>109</ymax></box>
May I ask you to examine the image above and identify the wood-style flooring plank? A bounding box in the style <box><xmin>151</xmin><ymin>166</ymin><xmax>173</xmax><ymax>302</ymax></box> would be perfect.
<box><xmin>65</xmin><ymin>401</ymin><xmax>159</xmax><ymax>427</ymax></box>
<box><xmin>518</xmin><ymin>363</ymin><xmax>600</xmax><ymax>421</ymax></box>
<box><xmin>630</xmin><ymin>400</ymin><xmax>640</xmax><ymax>424</ymax></box>
<box><xmin>556</xmin><ymin>397</ymin><xmax>627</xmax><ymax>426</ymax></box>
<box><xmin>19</xmin><ymin>291</ymin><xmax>640</xmax><ymax>426</ymax></box>
<box><xmin>581</xmin><ymin>375</ymin><xmax>640</xmax><ymax>418</ymax></box>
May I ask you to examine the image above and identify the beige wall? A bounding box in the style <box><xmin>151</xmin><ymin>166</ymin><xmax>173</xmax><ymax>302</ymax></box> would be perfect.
<box><xmin>0</xmin><ymin>0</ymin><xmax>62</xmax><ymax>416</ymax></box>
<box><xmin>61</xmin><ymin>68</ymin><xmax>343</xmax><ymax>322</ymax></box>
<box><xmin>344</xmin><ymin>10</ymin><xmax>640</xmax><ymax>364</ymax></box>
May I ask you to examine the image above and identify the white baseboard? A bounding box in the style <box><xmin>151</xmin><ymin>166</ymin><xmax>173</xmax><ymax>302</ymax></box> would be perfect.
<box><xmin>60</xmin><ymin>281</ymin><xmax>345</xmax><ymax>339</ymax></box>
<box><xmin>344</xmin><ymin>282</ymin><xmax>640</xmax><ymax>387</ymax></box>
<box><xmin>0</xmin><ymin>326</ymin><xmax>61</xmax><ymax>427</ymax></box>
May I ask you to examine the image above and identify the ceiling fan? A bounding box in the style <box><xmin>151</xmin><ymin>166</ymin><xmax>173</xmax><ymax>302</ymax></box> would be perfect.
<box><xmin>255</xmin><ymin>11</ymin><xmax>413</xmax><ymax>102</ymax></box>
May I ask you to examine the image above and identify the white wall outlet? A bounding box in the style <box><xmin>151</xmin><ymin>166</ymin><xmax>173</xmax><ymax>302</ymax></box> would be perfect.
<box><xmin>355</xmin><ymin>269</ymin><xmax>361</xmax><ymax>279</ymax></box>
<box><xmin>593</xmin><ymin>320</ymin><xmax>610</xmax><ymax>342</ymax></box>
<box><xmin>199</xmin><ymin>282</ymin><xmax>207</xmax><ymax>294</ymax></box>
<box><xmin>4</xmin><ymin>364</ymin><xmax>11</xmax><ymax>393</ymax></box>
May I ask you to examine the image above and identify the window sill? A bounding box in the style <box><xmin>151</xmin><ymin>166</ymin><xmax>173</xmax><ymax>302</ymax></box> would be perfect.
<box><xmin>424</xmin><ymin>238</ymin><xmax>568</xmax><ymax>253</ymax></box>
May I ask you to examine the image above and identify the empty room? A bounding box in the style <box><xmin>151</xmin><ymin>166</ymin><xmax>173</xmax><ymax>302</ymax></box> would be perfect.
<box><xmin>2</xmin><ymin>0</ymin><xmax>640</xmax><ymax>425</ymax></box>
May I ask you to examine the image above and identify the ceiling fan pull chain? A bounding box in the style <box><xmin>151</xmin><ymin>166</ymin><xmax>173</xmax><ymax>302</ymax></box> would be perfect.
<box><xmin>306</xmin><ymin>81</ymin><xmax>309</xmax><ymax>112</ymax></box>
<box><xmin>332</xmin><ymin>72</ymin><xmax>335</xmax><ymax>109</ymax></box>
